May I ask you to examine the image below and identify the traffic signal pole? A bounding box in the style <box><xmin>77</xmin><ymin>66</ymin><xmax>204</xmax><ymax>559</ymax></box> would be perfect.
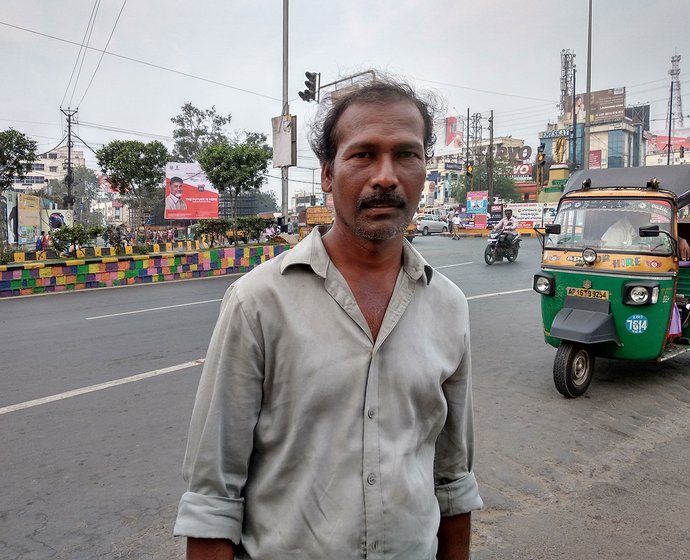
<box><xmin>281</xmin><ymin>0</ymin><xmax>289</xmax><ymax>222</ymax></box>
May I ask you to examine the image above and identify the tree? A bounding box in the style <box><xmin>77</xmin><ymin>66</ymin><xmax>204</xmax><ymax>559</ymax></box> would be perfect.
<box><xmin>170</xmin><ymin>103</ymin><xmax>232</xmax><ymax>162</ymax></box>
<box><xmin>198</xmin><ymin>141</ymin><xmax>271</xmax><ymax>243</ymax></box>
<box><xmin>0</xmin><ymin>128</ymin><xmax>38</xmax><ymax>254</ymax></box>
<box><xmin>468</xmin><ymin>158</ymin><xmax>519</xmax><ymax>203</ymax></box>
<box><xmin>96</xmin><ymin>140</ymin><xmax>169</xmax><ymax>228</ymax></box>
<box><xmin>46</xmin><ymin>166</ymin><xmax>102</xmax><ymax>224</ymax></box>
<box><xmin>0</xmin><ymin>128</ymin><xmax>38</xmax><ymax>193</ymax></box>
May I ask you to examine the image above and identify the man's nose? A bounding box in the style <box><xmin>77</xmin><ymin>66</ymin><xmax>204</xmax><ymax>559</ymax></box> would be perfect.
<box><xmin>371</xmin><ymin>155</ymin><xmax>398</xmax><ymax>189</ymax></box>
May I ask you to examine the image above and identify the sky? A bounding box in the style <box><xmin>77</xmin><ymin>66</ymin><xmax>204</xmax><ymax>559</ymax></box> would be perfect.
<box><xmin>1</xmin><ymin>0</ymin><xmax>688</xmax><ymax>204</ymax></box>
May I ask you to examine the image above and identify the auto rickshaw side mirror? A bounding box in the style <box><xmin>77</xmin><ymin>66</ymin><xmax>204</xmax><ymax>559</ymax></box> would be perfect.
<box><xmin>639</xmin><ymin>225</ymin><xmax>660</xmax><ymax>237</ymax></box>
<box><xmin>545</xmin><ymin>224</ymin><xmax>561</xmax><ymax>235</ymax></box>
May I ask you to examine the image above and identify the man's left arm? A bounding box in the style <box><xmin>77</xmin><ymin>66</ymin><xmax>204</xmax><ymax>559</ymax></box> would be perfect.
<box><xmin>437</xmin><ymin>512</ymin><xmax>471</xmax><ymax>560</ymax></box>
<box><xmin>434</xmin><ymin>306</ymin><xmax>483</xmax><ymax>559</ymax></box>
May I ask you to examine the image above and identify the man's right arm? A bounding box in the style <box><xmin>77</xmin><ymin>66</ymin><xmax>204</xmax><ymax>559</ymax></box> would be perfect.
<box><xmin>187</xmin><ymin>537</ymin><xmax>235</xmax><ymax>560</ymax></box>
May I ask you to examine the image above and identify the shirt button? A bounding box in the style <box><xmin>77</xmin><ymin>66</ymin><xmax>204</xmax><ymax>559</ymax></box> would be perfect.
<box><xmin>370</xmin><ymin>540</ymin><xmax>379</xmax><ymax>551</ymax></box>
<box><xmin>367</xmin><ymin>408</ymin><xmax>376</xmax><ymax>419</ymax></box>
<box><xmin>367</xmin><ymin>473</ymin><xmax>377</xmax><ymax>485</ymax></box>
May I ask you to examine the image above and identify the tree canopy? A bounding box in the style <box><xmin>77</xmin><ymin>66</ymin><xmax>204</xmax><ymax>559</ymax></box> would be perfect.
<box><xmin>170</xmin><ymin>103</ymin><xmax>232</xmax><ymax>162</ymax></box>
<box><xmin>96</xmin><ymin>140</ymin><xmax>169</xmax><ymax>225</ymax></box>
<box><xmin>198</xmin><ymin>140</ymin><xmax>271</xmax><ymax>242</ymax></box>
<box><xmin>0</xmin><ymin>128</ymin><xmax>38</xmax><ymax>192</ymax></box>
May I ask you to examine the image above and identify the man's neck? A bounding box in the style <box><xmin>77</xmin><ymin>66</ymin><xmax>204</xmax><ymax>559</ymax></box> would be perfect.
<box><xmin>321</xmin><ymin>224</ymin><xmax>405</xmax><ymax>276</ymax></box>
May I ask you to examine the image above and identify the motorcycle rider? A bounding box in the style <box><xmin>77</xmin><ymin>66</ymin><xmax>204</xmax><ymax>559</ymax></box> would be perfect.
<box><xmin>493</xmin><ymin>209</ymin><xmax>519</xmax><ymax>245</ymax></box>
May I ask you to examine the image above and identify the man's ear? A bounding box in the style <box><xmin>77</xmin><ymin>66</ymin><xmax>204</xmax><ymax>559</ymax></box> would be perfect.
<box><xmin>321</xmin><ymin>164</ymin><xmax>332</xmax><ymax>193</ymax></box>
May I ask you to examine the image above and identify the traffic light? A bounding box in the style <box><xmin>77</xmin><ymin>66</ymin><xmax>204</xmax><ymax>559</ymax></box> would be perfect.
<box><xmin>537</xmin><ymin>144</ymin><xmax>546</xmax><ymax>167</ymax></box>
<box><xmin>466</xmin><ymin>160</ymin><xmax>474</xmax><ymax>178</ymax></box>
<box><xmin>681</xmin><ymin>146</ymin><xmax>686</xmax><ymax>158</ymax></box>
<box><xmin>298</xmin><ymin>71</ymin><xmax>319</xmax><ymax>102</ymax></box>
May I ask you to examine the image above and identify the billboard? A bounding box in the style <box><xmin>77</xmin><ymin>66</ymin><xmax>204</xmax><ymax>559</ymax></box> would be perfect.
<box><xmin>40</xmin><ymin>208</ymin><xmax>74</xmax><ymax>232</ymax></box>
<box><xmin>512</xmin><ymin>162</ymin><xmax>534</xmax><ymax>183</ymax></box>
<box><xmin>466</xmin><ymin>191</ymin><xmax>488</xmax><ymax>214</ymax></box>
<box><xmin>18</xmin><ymin>193</ymin><xmax>41</xmax><ymax>245</ymax></box>
<box><xmin>3</xmin><ymin>190</ymin><xmax>19</xmax><ymax>244</ymax></box>
<box><xmin>434</xmin><ymin>115</ymin><xmax>465</xmax><ymax>156</ymax></box>
<box><xmin>165</xmin><ymin>162</ymin><xmax>219</xmax><ymax>220</ymax></box>
<box><xmin>563</xmin><ymin>88</ymin><xmax>626</xmax><ymax>125</ymax></box>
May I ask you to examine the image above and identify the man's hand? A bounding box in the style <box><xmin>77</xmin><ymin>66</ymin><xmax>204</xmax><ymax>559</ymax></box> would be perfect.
<box><xmin>437</xmin><ymin>512</ymin><xmax>471</xmax><ymax>560</ymax></box>
<box><xmin>187</xmin><ymin>537</ymin><xmax>235</xmax><ymax>560</ymax></box>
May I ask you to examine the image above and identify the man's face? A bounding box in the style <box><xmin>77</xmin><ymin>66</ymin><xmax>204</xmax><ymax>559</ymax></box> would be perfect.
<box><xmin>171</xmin><ymin>181</ymin><xmax>184</xmax><ymax>197</ymax></box>
<box><xmin>505</xmin><ymin>211</ymin><xmax>512</xmax><ymax>219</ymax></box>
<box><xmin>321</xmin><ymin>100</ymin><xmax>426</xmax><ymax>242</ymax></box>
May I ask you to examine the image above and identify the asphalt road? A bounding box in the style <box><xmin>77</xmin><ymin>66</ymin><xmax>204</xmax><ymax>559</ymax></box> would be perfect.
<box><xmin>1</xmin><ymin>235</ymin><xmax>689</xmax><ymax>559</ymax></box>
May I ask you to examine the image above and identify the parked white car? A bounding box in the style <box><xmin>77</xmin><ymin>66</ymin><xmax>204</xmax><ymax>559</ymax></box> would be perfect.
<box><xmin>416</xmin><ymin>214</ymin><xmax>448</xmax><ymax>235</ymax></box>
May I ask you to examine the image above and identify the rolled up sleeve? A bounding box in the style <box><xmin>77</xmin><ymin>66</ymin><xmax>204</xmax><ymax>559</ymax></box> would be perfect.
<box><xmin>173</xmin><ymin>284</ymin><xmax>265</xmax><ymax>542</ymax></box>
<box><xmin>434</xmin><ymin>309</ymin><xmax>483</xmax><ymax>516</ymax></box>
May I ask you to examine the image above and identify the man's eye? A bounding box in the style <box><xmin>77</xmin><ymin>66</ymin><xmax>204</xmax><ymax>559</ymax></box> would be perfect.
<box><xmin>399</xmin><ymin>151</ymin><xmax>418</xmax><ymax>159</ymax></box>
<box><xmin>352</xmin><ymin>152</ymin><xmax>371</xmax><ymax>159</ymax></box>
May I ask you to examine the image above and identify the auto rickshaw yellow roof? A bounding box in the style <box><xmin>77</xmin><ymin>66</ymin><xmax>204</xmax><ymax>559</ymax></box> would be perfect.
<box><xmin>565</xmin><ymin>165</ymin><xmax>690</xmax><ymax>207</ymax></box>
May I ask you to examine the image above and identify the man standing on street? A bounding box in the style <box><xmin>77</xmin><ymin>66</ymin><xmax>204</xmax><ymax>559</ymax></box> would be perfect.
<box><xmin>174</xmin><ymin>78</ymin><xmax>483</xmax><ymax>560</ymax></box>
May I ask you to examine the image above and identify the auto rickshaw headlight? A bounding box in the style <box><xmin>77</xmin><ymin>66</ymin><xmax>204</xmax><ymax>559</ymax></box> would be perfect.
<box><xmin>533</xmin><ymin>274</ymin><xmax>555</xmax><ymax>295</ymax></box>
<box><xmin>623</xmin><ymin>282</ymin><xmax>659</xmax><ymax>305</ymax></box>
<box><xmin>582</xmin><ymin>248</ymin><xmax>597</xmax><ymax>264</ymax></box>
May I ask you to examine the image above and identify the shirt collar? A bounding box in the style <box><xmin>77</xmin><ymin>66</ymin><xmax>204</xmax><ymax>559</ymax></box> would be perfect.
<box><xmin>280</xmin><ymin>228</ymin><xmax>433</xmax><ymax>285</ymax></box>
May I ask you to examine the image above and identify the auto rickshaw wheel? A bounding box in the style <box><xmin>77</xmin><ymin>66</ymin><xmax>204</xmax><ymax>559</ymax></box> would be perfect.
<box><xmin>484</xmin><ymin>245</ymin><xmax>495</xmax><ymax>265</ymax></box>
<box><xmin>553</xmin><ymin>342</ymin><xmax>595</xmax><ymax>398</ymax></box>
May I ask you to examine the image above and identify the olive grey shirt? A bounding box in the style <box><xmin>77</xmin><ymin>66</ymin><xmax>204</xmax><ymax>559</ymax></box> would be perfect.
<box><xmin>174</xmin><ymin>229</ymin><xmax>483</xmax><ymax>559</ymax></box>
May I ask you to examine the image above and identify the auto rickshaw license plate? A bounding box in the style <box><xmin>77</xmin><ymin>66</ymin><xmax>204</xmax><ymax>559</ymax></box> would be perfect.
<box><xmin>566</xmin><ymin>287</ymin><xmax>609</xmax><ymax>299</ymax></box>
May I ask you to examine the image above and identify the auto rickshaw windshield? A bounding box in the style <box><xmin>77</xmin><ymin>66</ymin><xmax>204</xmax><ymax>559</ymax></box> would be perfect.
<box><xmin>547</xmin><ymin>198</ymin><xmax>673</xmax><ymax>254</ymax></box>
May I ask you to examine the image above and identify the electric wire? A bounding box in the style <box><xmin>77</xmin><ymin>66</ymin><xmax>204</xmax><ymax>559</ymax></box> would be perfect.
<box><xmin>76</xmin><ymin>0</ymin><xmax>127</xmax><ymax>108</ymax></box>
<box><xmin>0</xmin><ymin>20</ymin><xmax>280</xmax><ymax>102</ymax></box>
<box><xmin>60</xmin><ymin>0</ymin><xmax>100</xmax><ymax>109</ymax></box>
<box><xmin>69</xmin><ymin>0</ymin><xmax>102</xmax><ymax>108</ymax></box>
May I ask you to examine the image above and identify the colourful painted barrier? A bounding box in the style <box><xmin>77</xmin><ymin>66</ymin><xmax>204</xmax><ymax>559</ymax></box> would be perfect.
<box><xmin>0</xmin><ymin>244</ymin><xmax>290</xmax><ymax>298</ymax></box>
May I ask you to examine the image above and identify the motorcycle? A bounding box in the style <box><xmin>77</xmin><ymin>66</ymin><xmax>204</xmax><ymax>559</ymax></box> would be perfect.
<box><xmin>484</xmin><ymin>228</ymin><xmax>520</xmax><ymax>265</ymax></box>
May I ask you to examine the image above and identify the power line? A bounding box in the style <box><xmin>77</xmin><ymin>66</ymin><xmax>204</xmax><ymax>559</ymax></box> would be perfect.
<box><xmin>69</xmin><ymin>0</ymin><xmax>102</xmax><ymax>108</ymax></box>
<box><xmin>60</xmin><ymin>0</ymin><xmax>100</xmax><ymax>108</ymax></box>
<box><xmin>76</xmin><ymin>0</ymin><xmax>127</xmax><ymax>107</ymax></box>
<box><xmin>1</xmin><ymin>20</ymin><xmax>281</xmax><ymax>102</ymax></box>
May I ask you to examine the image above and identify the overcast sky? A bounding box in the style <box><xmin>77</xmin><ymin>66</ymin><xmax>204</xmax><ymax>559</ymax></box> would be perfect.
<box><xmin>2</xmin><ymin>0</ymin><xmax>688</xmax><ymax>202</ymax></box>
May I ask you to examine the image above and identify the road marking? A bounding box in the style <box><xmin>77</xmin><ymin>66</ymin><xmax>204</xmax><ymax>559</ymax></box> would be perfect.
<box><xmin>85</xmin><ymin>299</ymin><xmax>223</xmax><ymax>320</ymax></box>
<box><xmin>0</xmin><ymin>359</ymin><xmax>205</xmax><ymax>416</ymax></box>
<box><xmin>435</xmin><ymin>262</ymin><xmax>473</xmax><ymax>269</ymax></box>
<box><xmin>467</xmin><ymin>288</ymin><xmax>532</xmax><ymax>300</ymax></box>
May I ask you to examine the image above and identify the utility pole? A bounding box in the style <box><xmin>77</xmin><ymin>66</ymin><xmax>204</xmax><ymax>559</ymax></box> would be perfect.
<box><xmin>281</xmin><ymin>0</ymin><xmax>290</xmax><ymax>224</ymax></box>
<box><xmin>666</xmin><ymin>80</ymin><xmax>673</xmax><ymax>165</ymax></box>
<box><xmin>60</xmin><ymin>108</ymin><xmax>77</xmax><ymax>209</ymax></box>
<box><xmin>583</xmin><ymin>0</ymin><xmax>592</xmax><ymax>170</ymax></box>
<box><xmin>488</xmin><ymin>110</ymin><xmax>494</xmax><ymax>202</ymax></box>
<box><xmin>465</xmin><ymin>108</ymin><xmax>471</xmax><ymax>193</ymax></box>
<box><xmin>571</xmin><ymin>67</ymin><xmax>577</xmax><ymax>169</ymax></box>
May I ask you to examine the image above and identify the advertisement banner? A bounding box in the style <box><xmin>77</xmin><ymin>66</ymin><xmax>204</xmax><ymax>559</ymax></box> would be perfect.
<box><xmin>3</xmin><ymin>190</ymin><xmax>19</xmax><ymax>244</ymax></box>
<box><xmin>434</xmin><ymin>115</ymin><xmax>464</xmax><ymax>156</ymax></box>
<box><xmin>271</xmin><ymin>114</ymin><xmax>297</xmax><ymax>168</ymax></box>
<box><xmin>589</xmin><ymin>149</ymin><xmax>602</xmax><ymax>169</ymax></box>
<box><xmin>466</xmin><ymin>191</ymin><xmax>488</xmax><ymax>214</ymax></box>
<box><xmin>40</xmin><ymin>208</ymin><xmax>74</xmax><ymax>232</ymax></box>
<box><xmin>512</xmin><ymin>162</ymin><xmax>534</xmax><ymax>183</ymax></box>
<box><xmin>165</xmin><ymin>162</ymin><xmax>219</xmax><ymax>220</ymax></box>
<box><xmin>18</xmin><ymin>193</ymin><xmax>41</xmax><ymax>245</ymax></box>
<box><xmin>505</xmin><ymin>202</ymin><xmax>558</xmax><ymax>228</ymax></box>
<box><xmin>487</xmin><ymin>203</ymin><xmax>504</xmax><ymax>229</ymax></box>
<box><xmin>563</xmin><ymin>88</ymin><xmax>626</xmax><ymax>125</ymax></box>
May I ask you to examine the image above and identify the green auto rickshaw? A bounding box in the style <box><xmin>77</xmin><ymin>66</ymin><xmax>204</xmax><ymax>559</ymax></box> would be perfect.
<box><xmin>533</xmin><ymin>165</ymin><xmax>690</xmax><ymax>398</ymax></box>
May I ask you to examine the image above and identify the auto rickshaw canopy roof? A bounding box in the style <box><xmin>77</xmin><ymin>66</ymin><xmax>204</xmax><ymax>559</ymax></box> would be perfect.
<box><xmin>565</xmin><ymin>165</ymin><xmax>690</xmax><ymax>208</ymax></box>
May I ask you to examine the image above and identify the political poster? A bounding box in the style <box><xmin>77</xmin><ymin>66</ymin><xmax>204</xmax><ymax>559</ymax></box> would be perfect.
<box><xmin>40</xmin><ymin>208</ymin><xmax>74</xmax><ymax>232</ymax></box>
<box><xmin>165</xmin><ymin>162</ymin><xmax>219</xmax><ymax>220</ymax></box>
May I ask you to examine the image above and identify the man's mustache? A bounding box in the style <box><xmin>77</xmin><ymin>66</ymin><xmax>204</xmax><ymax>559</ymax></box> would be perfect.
<box><xmin>358</xmin><ymin>192</ymin><xmax>406</xmax><ymax>209</ymax></box>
